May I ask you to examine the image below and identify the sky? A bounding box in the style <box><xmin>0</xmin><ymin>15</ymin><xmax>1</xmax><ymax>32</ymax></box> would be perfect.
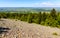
<box><xmin>0</xmin><ymin>0</ymin><xmax>60</xmax><ymax>7</ymax></box>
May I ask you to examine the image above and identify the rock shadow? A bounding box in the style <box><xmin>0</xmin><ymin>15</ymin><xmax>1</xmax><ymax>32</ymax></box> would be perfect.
<box><xmin>0</xmin><ymin>27</ymin><xmax>10</xmax><ymax>34</ymax></box>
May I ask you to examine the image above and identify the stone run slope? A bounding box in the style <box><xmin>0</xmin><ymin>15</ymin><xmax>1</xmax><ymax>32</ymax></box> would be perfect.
<box><xmin>0</xmin><ymin>19</ymin><xmax>60</xmax><ymax>38</ymax></box>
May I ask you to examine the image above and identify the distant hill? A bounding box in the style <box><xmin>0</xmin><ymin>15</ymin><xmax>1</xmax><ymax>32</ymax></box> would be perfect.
<box><xmin>0</xmin><ymin>7</ymin><xmax>60</xmax><ymax>12</ymax></box>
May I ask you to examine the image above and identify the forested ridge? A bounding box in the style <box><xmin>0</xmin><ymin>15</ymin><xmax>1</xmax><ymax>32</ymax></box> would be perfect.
<box><xmin>0</xmin><ymin>8</ymin><xmax>60</xmax><ymax>28</ymax></box>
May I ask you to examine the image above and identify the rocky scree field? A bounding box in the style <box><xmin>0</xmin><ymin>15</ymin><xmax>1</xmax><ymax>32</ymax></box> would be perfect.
<box><xmin>0</xmin><ymin>19</ymin><xmax>60</xmax><ymax>38</ymax></box>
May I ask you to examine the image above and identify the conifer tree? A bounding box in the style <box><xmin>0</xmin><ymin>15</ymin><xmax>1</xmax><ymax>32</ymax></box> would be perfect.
<box><xmin>50</xmin><ymin>8</ymin><xmax>57</xmax><ymax>19</ymax></box>
<box><xmin>37</xmin><ymin>12</ymin><xmax>42</xmax><ymax>24</ymax></box>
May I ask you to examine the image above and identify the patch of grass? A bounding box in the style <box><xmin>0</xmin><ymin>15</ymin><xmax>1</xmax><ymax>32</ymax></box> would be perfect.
<box><xmin>15</xmin><ymin>19</ymin><xmax>18</xmax><ymax>21</ymax></box>
<box><xmin>53</xmin><ymin>32</ymin><xmax>58</xmax><ymax>35</ymax></box>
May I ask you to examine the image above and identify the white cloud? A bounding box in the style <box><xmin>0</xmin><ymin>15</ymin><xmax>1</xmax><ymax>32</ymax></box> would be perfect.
<box><xmin>0</xmin><ymin>1</ymin><xmax>60</xmax><ymax>7</ymax></box>
<box><xmin>40</xmin><ymin>2</ymin><xmax>53</xmax><ymax>6</ymax></box>
<box><xmin>33</xmin><ymin>2</ymin><xmax>60</xmax><ymax>7</ymax></box>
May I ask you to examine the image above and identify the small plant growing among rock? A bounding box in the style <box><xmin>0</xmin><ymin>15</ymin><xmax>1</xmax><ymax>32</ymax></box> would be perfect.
<box><xmin>15</xmin><ymin>19</ymin><xmax>18</xmax><ymax>21</ymax></box>
<box><xmin>53</xmin><ymin>32</ymin><xmax>58</xmax><ymax>35</ymax></box>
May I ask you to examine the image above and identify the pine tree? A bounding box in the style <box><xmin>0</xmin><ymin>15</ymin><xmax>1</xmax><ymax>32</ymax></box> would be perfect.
<box><xmin>37</xmin><ymin>12</ymin><xmax>42</xmax><ymax>24</ymax></box>
<box><xmin>42</xmin><ymin>12</ymin><xmax>46</xmax><ymax>22</ymax></box>
<box><xmin>50</xmin><ymin>8</ymin><xmax>57</xmax><ymax>19</ymax></box>
<box><xmin>27</xmin><ymin>13</ymin><xmax>32</xmax><ymax>23</ymax></box>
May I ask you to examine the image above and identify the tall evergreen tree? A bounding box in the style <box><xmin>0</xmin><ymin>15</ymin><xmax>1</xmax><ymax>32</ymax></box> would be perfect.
<box><xmin>50</xmin><ymin>8</ymin><xmax>57</xmax><ymax>19</ymax></box>
<box><xmin>37</xmin><ymin>12</ymin><xmax>42</xmax><ymax>24</ymax></box>
<box><xmin>27</xmin><ymin>13</ymin><xmax>33</xmax><ymax>23</ymax></box>
<box><xmin>42</xmin><ymin>12</ymin><xmax>46</xmax><ymax>22</ymax></box>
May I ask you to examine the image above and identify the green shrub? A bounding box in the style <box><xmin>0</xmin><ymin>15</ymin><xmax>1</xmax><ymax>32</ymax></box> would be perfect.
<box><xmin>44</xmin><ymin>18</ymin><xmax>59</xmax><ymax>27</ymax></box>
<box><xmin>53</xmin><ymin>32</ymin><xmax>58</xmax><ymax>35</ymax></box>
<box><xmin>41</xmin><ymin>21</ymin><xmax>45</xmax><ymax>25</ymax></box>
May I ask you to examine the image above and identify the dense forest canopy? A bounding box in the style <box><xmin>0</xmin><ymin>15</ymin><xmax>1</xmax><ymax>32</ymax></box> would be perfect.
<box><xmin>0</xmin><ymin>8</ymin><xmax>60</xmax><ymax>28</ymax></box>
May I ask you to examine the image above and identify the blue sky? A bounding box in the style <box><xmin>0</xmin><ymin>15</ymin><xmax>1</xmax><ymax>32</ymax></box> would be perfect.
<box><xmin>0</xmin><ymin>0</ymin><xmax>60</xmax><ymax>7</ymax></box>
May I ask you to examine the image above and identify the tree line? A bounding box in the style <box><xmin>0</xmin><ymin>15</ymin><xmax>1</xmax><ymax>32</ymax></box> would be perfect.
<box><xmin>0</xmin><ymin>8</ymin><xmax>60</xmax><ymax>28</ymax></box>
